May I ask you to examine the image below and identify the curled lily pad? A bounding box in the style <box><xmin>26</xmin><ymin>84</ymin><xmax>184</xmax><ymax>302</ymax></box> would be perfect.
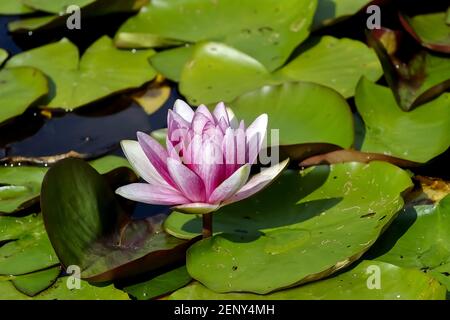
<box><xmin>0</xmin><ymin>214</ymin><xmax>59</xmax><ymax>275</ymax></box>
<box><xmin>229</xmin><ymin>82</ymin><xmax>354</xmax><ymax>160</ymax></box>
<box><xmin>400</xmin><ymin>12</ymin><xmax>450</xmax><ymax>54</ymax></box>
<box><xmin>41</xmin><ymin>158</ymin><xmax>194</xmax><ymax>282</ymax></box>
<box><xmin>0</xmin><ymin>277</ymin><xmax>129</xmax><ymax>300</ymax></box>
<box><xmin>11</xmin><ymin>266</ymin><xmax>60</xmax><ymax>296</ymax></box>
<box><xmin>368</xmin><ymin>195</ymin><xmax>450</xmax><ymax>279</ymax></box>
<box><xmin>8</xmin><ymin>15</ymin><xmax>62</xmax><ymax>33</ymax></box>
<box><xmin>368</xmin><ymin>28</ymin><xmax>450</xmax><ymax>111</ymax></box>
<box><xmin>165</xmin><ymin>161</ymin><xmax>412</xmax><ymax>293</ymax></box>
<box><xmin>6</xmin><ymin>36</ymin><xmax>156</xmax><ymax>109</ymax></box>
<box><xmin>0</xmin><ymin>67</ymin><xmax>48</xmax><ymax>125</ymax></box>
<box><xmin>0</xmin><ymin>155</ymin><xmax>132</xmax><ymax>215</ymax></box>
<box><xmin>115</xmin><ymin>0</ymin><xmax>317</xmax><ymax>71</ymax></box>
<box><xmin>355</xmin><ymin>77</ymin><xmax>450</xmax><ymax>164</ymax></box>
<box><xmin>170</xmin><ymin>261</ymin><xmax>446</xmax><ymax>300</ymax></box>
<box><xmin>276</xmin><ymin>36</ymin><xmax>382</xmax><ymax>98</ymax></box>
<box><xmin>123</xmin><ymin>266</ymin><xmax>191</xmax><ymax>300</ymax></box>
<box><xmin>0</xmin><ymin>0</ymin><xmax>34</xmax><ymax>14</ymax></box>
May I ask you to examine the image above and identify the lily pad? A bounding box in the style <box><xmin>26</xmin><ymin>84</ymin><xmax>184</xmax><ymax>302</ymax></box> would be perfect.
<box><xmin>170</xmin><ymin>261</ymin><xmax>445</xmax><ymax>300</ymax></box>
<box><xmin>8</xmin><ymin>15</ymin><xmax>62</xmax><ymax>33</ymax></box>
<box><xmin>0</xmin><ymin>155</ymin><xmax>132</xmax><ymax>215</ymax></box>
<box><xmin>165</xmin><ymin>161</ymin><xmax>412</xmax><ymax>293</ymax></box>
<box><xmin>0</xmin><ymin>0</ymin><xmax>35</xmax><ymax>14</ymax></box>
<box><xmin>179</xmin><ymin>37</ymin><xmax>382</xmax><ymax>105</ymax></box>
<box><xmin>355</xmin><ymin>77</ymin><xmax>450</xmax><ymax>163</ymax></box>
<box><xmin>180</xmin><ymin>42</ymin><xmax>274</xmax><ymax>105</ymax></box>
<box><xmin>0</xmin><ymin>67</ymin><xmax>49</xmax><ymax>125</ymax></box>
<box><xmin>0</xmin><ymin>277</ymin><xmax>129</xmax><ymax>300</ymax></box>
<box><xmin>6</xmin><ymin>36</ymin><xmax>156</xmax><ymax>109</ymax></box>
<box><xmin>0</xmin><ymin>214</ymin><xmax>59</xmax><ymax>275</ymax></box>
<box><xmin>41</xmin><ymin>158</ymin><xmax>194</xmax><ymax>282</ymax></box>
<box><xmin>312</xmin><ymin>0</ymin><xmax>374</xmax><ymax>29</ymax></box>
<box><xmin>11</xmin><ymin>266</ymin><xmax>60</xmax><ymax>296</ymax></box>
<box><xmin>0</xmin><ymin>49</ymin><xmax>8</xmax><ymax>65</ymax></box>
<box><xmin>400</xmin><ymin>12</ymin><xmax>450</xmax><ymax>53</ymax></box>
<box><xmin>229</xmin><ymin>82</ymin><xmax>354</xmax><ymax>159</ymax></box>
<box><xmin>368</xmin><ymin>28</ymin><xmax>450</xmax><ymax>111</ymax></box>
<box><xmin>115</xmin><ymin>0</ymin><xmax>317</xmax><ymax>71</ymax></box>
<box><xmin>123</xmin><ymin>266</ymin><xmax>191</xmax><ymax>300</ymax></box>
<box><xmin>276</xmin><ymin>36</ymin><xmax>382</xmax><ymax>98</ymax></box>
<box><xmin>369</xmin><ymin>195</ymin><xmax>450</xmax><ymax>277</ymax></box>
<box><xmin>22</xmin><ymin>0</ymin><xmax>95</xmax><ymax>13</ymax></box>
<box><xmin>149</xmin><ymin>46</ymin><xmax>194</xmax><ymax>82</ymax></box>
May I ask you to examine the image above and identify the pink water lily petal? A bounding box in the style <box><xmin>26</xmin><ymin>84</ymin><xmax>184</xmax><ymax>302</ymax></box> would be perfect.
<box><xmin>246</xmin><ymin>114</ymin><xmax>268</xmax><ymax>164</ymax></box>
<box><xmin>213</xmin><ymin>102</ymin><xmax>229</xmax><ymax>124</ymax></box>
<box><xmin>137</xmin><ymin>131</ymin><xmax>175</xmax><ymax>187</ymax></box>
<box><xmin>192</xmin><ymin>112</ymin><xmax>213</xmax><ymax>134</ymax></box>
<box><xmin>120</xmin><ymin>140</ymin><xmax>168</xmax><ymax>187</ymax></box>
<box><xmin>208</xmin><ymin>164</ymin><xmax>250</xmax><ymax>204</ymax></box>
<box><xmin>167</xmin><ymin>158</ymin><xmax>206</xmax><ymax>202</ymax></box>
<box><xmin>226</xmin><ymin>107</ymin><xmax>239</xmax><ymax>129</ymax></box>
<box><xmin>225</xmin><ymin>159</ymin><xmax>289</xmax><ymax>205</ymax></box>
<box><xmin>115</xmin><ymin>183</ymin><xmax>190</xmax><ymax>205</ymax></box>
<box><xmin>174</xmin><ymin>99</ymin><xmax>194</xmax><ymax>122</ymax></box>
<box><xmin>222</xmin><ymin>128</ymin><xmax>237</xmax><ymax>178</ymax></box>
<box><xmin>194</xmin><ymin>137</ymin><xmax>225</xmax><ymax>197</ymax></box>
<box><xmin>196</xmin><ymin>104</ymin><xmax>215</xmax><ymax>123</ymax></box>
<box><xmin>172</xmin><ymin>203</ymin><xmax>220</xmax><ymax>215</ymax></box>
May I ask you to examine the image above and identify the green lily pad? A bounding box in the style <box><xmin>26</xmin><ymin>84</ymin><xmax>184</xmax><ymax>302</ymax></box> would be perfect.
<box><xmin>149</xmin><ymin>46</ymin><xmax>194</xmax><ymax>82</ymax></box>
<box><xmin>179</xmin><ymin>37</ymin><xmax>382</xmax><ymax>105</ymax></box>
<box><xmin>0</xmin><ymin>277</ymin><xmax>129</xmax><ymax>300</ymax></box>
<box><xmin>369</xmin><ymin>195</ymin><xmax>450</xmax><ymax>278</ymax></box>
<box><xmin>115</xmin><ymin>0</ymin><xmax>317</xmax><ymax>71</ymax></box>
<box><xmin>312</xmin><ymin>0</ymin><xmax>373</xmax><ymax>29</ymax></box>
<box><xmin>8</xmin><ymin>15</ymin><xmax>61</xmax><ymax>33</ymax></box>
<box><xmin>229</xmin><ymin>82</ymin><xmax>354</xmax><ymax>158</ymax></box>
<box><xmin>41</xmin><ymin>158</ymin><xmax>194</xmax><ymax>282</ymax></box>
<box><xmin>22</xmin><ymin>0</ymin><xmax>95</xmax><ymax>13</ymax></box>
<box><xmin>6</xmin><ymin>36</ymin><xmax>156</xmax><ymax>110</ymax></box>
<box><xmin>0</xmin><ymin>214</ymin><xmax>59</xmax><ymax>275</ymax></box>
<box><xmin>170</xmin><ymin>261</ymin><xmax>446</xmax><ymax>300</ymax></box>
<box><xmin>0</xmin><ymin>67</ymin><xmax>49</xmax><ymax>125</ymax></box>
<box><xmin>368</xmin><ymin>28</ymin><xmax>450</xmax><ymax>111</ymax></box>
<box><xmin>165</xmin><ymin>161</ymin><xmax>412</xmax><ymax>293</ymax></box>
<box><xmin>276</xmin><ymin>36</ymin><xmax>382</xmax><ymax>98</ymax></box>
<box><xmin>0</xmin><ymin>0</ymin><xmax>35</xmax><ymax>14</ymax></box>
<box><xmin>123</xmin><ymin>266</ymin><xmax>192</xmax><ymax>300</ymax></box>
<box><xmin>0</xmin><ymin>49</ymin><xmax>8</xmax><ymax>65</ymax></box>
<box><xmin>8</xmin><ymin>0</ymin><xmax>149</xmax><ymax>32</ymax></box>
<box><xmin>400</xmin><ymin>12</ymin><xmax>450</xmax><ymax>54</ymax></box>
<box><xmin>11</xmin><ymin>266</ymin><xmax>60</xmax><ymax>296</ymax></box>
<box><xmin>180</xmin><ymin>42</ymin><xmax>274</xmax><ymax>105</ymax></box>
<box><xmin>355</xmin><ymin>77</ymin><xmax>450</xmax><ymax>163</ymax></box>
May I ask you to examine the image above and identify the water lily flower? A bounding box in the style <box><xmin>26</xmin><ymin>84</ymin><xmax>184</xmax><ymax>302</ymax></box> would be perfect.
<box><xmin>116</xmin><ymin>100</ymin><xmax>288</xmax><ymax>236</ymax></box>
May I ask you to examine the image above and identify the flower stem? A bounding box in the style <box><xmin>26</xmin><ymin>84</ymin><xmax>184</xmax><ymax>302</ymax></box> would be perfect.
<box><xmin>202</xmin><ymin>213</ymin><xmax>213</xmax><ymax>238</ymax></box>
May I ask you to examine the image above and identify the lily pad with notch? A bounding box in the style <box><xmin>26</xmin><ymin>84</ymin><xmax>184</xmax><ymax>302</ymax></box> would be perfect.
<box><xmin>165</xmin><ymin>161</ymin><xmax>413</xmax><ymax>293</ymax></box>
<box><xmin>115</xmin><ymin>0</ymin><xmax>317</xmax><ymax>71</ymax></box>
<box><xmin>5</xmin><ymin>36</ymin><xmax>156</xmax><ymax>110</ymax></box>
